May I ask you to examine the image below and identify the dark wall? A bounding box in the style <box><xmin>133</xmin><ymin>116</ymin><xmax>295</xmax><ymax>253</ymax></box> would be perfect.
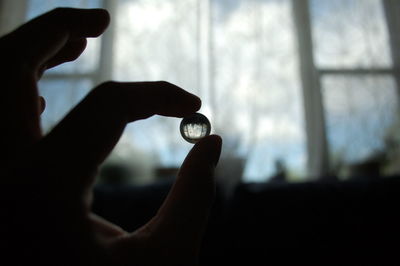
<box><xmin>93</xmin><ymin>177</ymin><xmax>400</xmax><ymax>265</ymax></box>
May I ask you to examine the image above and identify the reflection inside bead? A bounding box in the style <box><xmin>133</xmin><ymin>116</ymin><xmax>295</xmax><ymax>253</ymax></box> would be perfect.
<box><xmin>180</xmin><ymin>113</ymin><xmax>211</xmax><ymax>143</ymax></box>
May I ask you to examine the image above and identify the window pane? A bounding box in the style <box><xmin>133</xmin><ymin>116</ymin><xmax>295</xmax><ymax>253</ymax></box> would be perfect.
<box><xmin>322</xmin><ymin>74</ymin><xmax>398</xmax><ymax>168</ymax></box>
<box><xmin>310</xmin><ymin>0</ymin><xmax>392</xmax><ymax>68</ymax></box>
<box><xmin>213</xmin><ymin>0</ymin><xmax>305</xmax><ymax>182</ymax></box>
<box><xmin>26</xmin><ymin>0</ymin><xmax>102</xmax><ymax>74</ymax></box>
<box><xmin>114</xmin><ymin>0</ymin><xmax>198</xmax><ymax>89</ymax></box>
<box><xmin>39</xmin><ymin>79</ymin><xmax>92</xmax><ymax>131</ymax></box>
<box><xmin>113</xmin><ymin>0</ymin><xmax>200</xmax><ymax>183</ymax></box>
<box><xmin>114</xmin><ymin>0</ymin><xmax>306</xmax><ymax>183</ymax></box>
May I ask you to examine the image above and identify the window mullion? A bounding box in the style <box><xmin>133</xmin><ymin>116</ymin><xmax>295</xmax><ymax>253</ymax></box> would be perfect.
<box><xmin>383</xmin><ymin>0</ymin><xmax>400</xmax><ymax>103</ymax></box>
<box><xmin>319</xmin><ymin>68</ymin><xmax>395</xmax><ymax>76</ymax></box>
<box><xmin>94</xmin><ymin>0</ymin><xmax>118</xmax><ymax>84</ymax></box>
<box><xmin>42</xmin><ymin>73</ymin><xmax>95</xmax><ymax>80</ymax></box>
<box><xmin>292</xmin><ymin>0</ymin><xmax>330</xmax><ymax>179</ymax></box>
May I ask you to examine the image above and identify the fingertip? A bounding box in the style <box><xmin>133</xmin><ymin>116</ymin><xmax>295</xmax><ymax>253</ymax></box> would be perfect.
<box><xmin>196</xmin><ymin>134</ymin><xmax>222</xmax><ymax>149</ymax></box>
<box><xmin>92</xmin><ymin>8</ymin><xmax>110</xmax><ymax>20</ymax></box>
<box><xmin>184</xmin><ymin>135</ymin><xmax>222</xmax><ymax>172</ymax></box>
<box><xmin>181</xmin><ymin>91</ymin><xmax>201</xmax><ymax>115</ymax></box>
<box><xmin>193</xmin><ymin>95</ymin><xmax>202</xmax><ymax>112</ymax></box>
<box><xmin>161</xmin><ymin>81</ymin><xmax>202</xmax><ymax>112</ymax></box>
<box><xmin>86</xmin><ymin>8</ymin><xmax>110</xmax><ymax>36</ymax></box>
<box><xmin>195</xmin><ymin>135</ymin><xmax>222</xmax><ymax>166</ymax></box>
<box><xmin>156</xmin><ymin>80</ymin><xmax>202</xmax><ymax>116</ymax></box>
<box><xmin>93</xmin><ymin>8</ymin><xmax>110</xmax><ymax>26</ymax></box>
<box><xmin>209</xmin><ymin>134</ymin><xmax>223</xmax><ymax>145</ymax></box>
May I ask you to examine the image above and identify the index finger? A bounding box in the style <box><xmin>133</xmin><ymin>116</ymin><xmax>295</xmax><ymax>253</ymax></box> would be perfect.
<box><xmin>38</xmin><ymin>81</ymin><xmax>201</xmax><ymax>186</ymax></box>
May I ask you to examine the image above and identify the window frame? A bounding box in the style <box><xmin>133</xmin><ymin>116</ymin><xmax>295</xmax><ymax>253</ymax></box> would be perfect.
<box><xmin>293</xmin><ymin>0</ymin><xmax>400</xmax><ymax>178</ymax></box>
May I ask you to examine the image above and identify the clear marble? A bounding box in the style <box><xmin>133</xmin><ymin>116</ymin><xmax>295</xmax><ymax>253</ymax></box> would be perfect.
<box><xmin>180</xmin><ymin>113</ymin><xmax>211</xmax><ymax>143</ymax></box>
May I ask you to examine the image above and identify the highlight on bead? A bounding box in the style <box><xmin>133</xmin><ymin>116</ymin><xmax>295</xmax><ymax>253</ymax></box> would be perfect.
<box><xmin>180</xmin><ymin>113</ymin><xmax>211</xmax><ymax>143</ymax></box>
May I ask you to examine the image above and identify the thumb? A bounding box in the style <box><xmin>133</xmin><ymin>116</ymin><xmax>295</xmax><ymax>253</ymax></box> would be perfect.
<box><xmin>145</xmin><ymin>135</ymin><xmax>222</xmax><ymax>253</ymax></box>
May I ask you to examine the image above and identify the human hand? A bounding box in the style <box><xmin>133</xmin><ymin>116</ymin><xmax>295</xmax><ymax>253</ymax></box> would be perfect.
<box><xmin>0</xmin><ymin>8</ymin><xmax>222</xmax><ymax>266</ymax></box>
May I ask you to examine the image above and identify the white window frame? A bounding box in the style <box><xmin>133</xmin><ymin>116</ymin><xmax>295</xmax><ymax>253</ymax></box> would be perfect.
<box><xmin>293</xmin><ymin>0</ymin><xmax>400</xmax><ymax>179</ymax></box>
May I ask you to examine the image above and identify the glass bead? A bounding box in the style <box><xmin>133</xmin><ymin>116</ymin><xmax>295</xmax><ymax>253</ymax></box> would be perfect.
<box><xmin>180</xmin><ymin>113</ymin><xmax>211</xmax><ymax>143</ymax></box>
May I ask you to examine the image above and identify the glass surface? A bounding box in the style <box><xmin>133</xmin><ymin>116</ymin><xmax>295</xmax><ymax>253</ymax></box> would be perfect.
<box><xmin>310</xmin><ymin>0</ymin><xmax>392</xmax><ymax>68</ymax></box>
<box><xmin>180</xmin><ymin>113</ymin><xmax>211</xmax><ymax>143</ymax></box>
<box><xmin>322</xmin><ymin>74</ymin><xmax>398</xmax><ymax>164</ymax></box>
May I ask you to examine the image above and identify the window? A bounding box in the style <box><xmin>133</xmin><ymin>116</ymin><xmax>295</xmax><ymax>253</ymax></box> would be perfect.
<box><xmin>24</xmin><ymin>0</ymin><xmax>104</xmax><ymax>131</ymax></box>
<box><xmin>309</xmin><ymin>0</ymin><xmax>400</xmax><ymax>177</ymax></box>
<box><xmin>113</xmin><ymin>0</ymin><xmax>306</xmax><ymax>183</ymax></box>
<box><xmin>2</xmin><ymin>0</ymin><xmax>398</xmax><ymax>184</ymax></box>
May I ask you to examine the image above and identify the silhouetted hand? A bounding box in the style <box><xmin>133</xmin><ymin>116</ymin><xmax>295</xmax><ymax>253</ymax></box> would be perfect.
<box><xmin>0</xmin><ymin>8</ymin><xmax>222</xmax><ymax>266</ymax></box>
